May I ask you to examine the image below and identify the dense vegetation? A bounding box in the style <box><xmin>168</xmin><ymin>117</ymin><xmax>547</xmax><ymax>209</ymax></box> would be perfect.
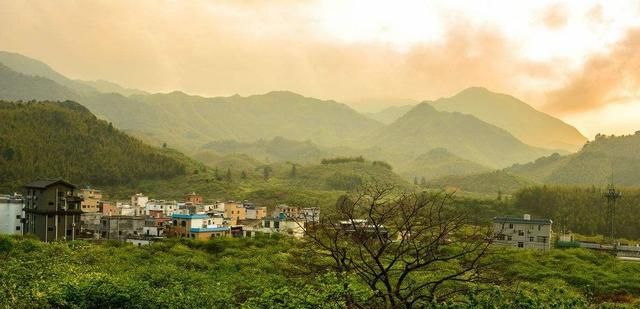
<box><xmin>507</xmin><ymin>133</ymin><xmax>640</xmax><ymax>186</ymax></box>
<box><xmin>0</xmin><ymin>101</ymin><xmax>188</xmax><ymax>190</ymax></box>
<box><xmin>399</xmin><ymin>148</ymin><xmax>491</xmax><ymax>181</ymax></box>
<box><xmin>0</xmin><ymin>234</ymin><xmax>638</xmax><ymax>308</ymax></box>
<box><xmin>426</xmin><ymin>170</ymin><xmax>537</xmax><ymax>194</ymax></box>
<box><xmin>512</xmin><ymin>186</ymin><xmax>640</xmax><ymax>239</ymax></box>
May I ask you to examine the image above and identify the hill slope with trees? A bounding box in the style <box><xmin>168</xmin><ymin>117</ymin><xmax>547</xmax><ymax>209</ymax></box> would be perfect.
<box><xmin>0</xmin><ymin>100</ymin><xmax>188</xmax><ymax>190</ymax></box>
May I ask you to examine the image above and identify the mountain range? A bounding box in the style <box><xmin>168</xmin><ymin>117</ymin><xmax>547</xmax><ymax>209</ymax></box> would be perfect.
<box><xmin>0</xmin><ymin>50</ymin><xmax>600</xmax><ymax>189</ymax></box>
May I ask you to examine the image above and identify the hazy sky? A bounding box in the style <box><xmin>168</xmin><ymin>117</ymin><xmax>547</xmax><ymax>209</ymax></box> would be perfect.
<box><xmin>1</xmin><ymin>0</ymin><xmax>639</xmax><ymax>137</ymax></box>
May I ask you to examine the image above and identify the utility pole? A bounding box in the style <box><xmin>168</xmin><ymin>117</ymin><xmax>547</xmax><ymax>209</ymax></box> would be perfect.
<box><xmin>604</xmin><ymin>170</ymin><xmax>621</xmax><ymax>245</ymax></box>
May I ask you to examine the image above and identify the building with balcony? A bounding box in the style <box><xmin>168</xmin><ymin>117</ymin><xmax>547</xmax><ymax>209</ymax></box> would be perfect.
<box><xmin>23</xmin><ymin>179</ymin><xmax>82</xmax><ymax>242</ymax></box>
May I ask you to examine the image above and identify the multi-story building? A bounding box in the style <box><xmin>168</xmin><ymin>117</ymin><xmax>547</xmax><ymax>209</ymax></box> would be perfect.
<box><xmin>493</xmin><ymin>214</ymin><xmax>552</xmax><ymax>250</ymax></box>
<box><xmin>185</xmin><ymin>192</ymin><xmax>203</xmax><ymax>205</ymax></box>
<box><xmin>272</xmin><ymin>204</ymin><xmax>299</xmax><ymax>220</ymax></box>
<box><xmin>23</xmin><ymin>179</ymin><xmax>83</xmax><ymax>242</ymax></box>
<box><xmin>224</xmin><ymin>201</ymin><xmax>246</xmax><ymax>225</ymax></box>
<box><xmin>131</xmin><ymin>193</ymin><xmax>149</xmax><ymax>208</ymax></box>
<box><xmin>145</xmin><ymin>200</ymin><xmax>179</xmax><ymax>216</ymax></box>
<box><xmin>171</xmin><ymin>213</ymin><xmax>228</xmax><ymax>238</ymax></box>
<box><xmin>245</xmin><ymin>204</ymin><xmax>267</xmax><ymax>220</ymax></box>
<box><xmin>100</xmin><ymin>215</ymin><xmax>145</xmax><ymax>240</ymax></box>
<box><xmin>78</xmin><ymin>188</ymin><xmax>102</xmax><ymax>212</ymax></box>
<box><xmin>0</xmin><ymin>193</ymin><xmax>24</xmax><ymax>235</ymax></box>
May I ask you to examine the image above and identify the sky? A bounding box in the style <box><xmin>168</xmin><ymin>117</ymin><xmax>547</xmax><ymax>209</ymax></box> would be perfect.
<box><xmin>1</xmin><ymin>0</ymin><xmax>639</xmax><ymax>138</ymax></box>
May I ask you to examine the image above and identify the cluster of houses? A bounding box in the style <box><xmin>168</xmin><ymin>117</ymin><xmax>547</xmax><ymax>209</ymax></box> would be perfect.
<box><xmin>0</xmin><ymin>178</ymin><xmax>578</xmax><ymax>253</ymax></box>
<box><xmin>1</xmin><ymin>179</ymin><xmax>320</xmax><ymax>245</ymax></box>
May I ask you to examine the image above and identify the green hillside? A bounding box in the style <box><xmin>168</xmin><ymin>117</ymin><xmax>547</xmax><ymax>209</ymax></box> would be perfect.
<box><xmin>0</xmin><ymin>100</ymin><xmax>189</xmax><ymax>190</ymax></box>
<box><xmin>200</xmin><ymin>137</ymin><xmax>331</xmax><ymax>164</ymax></box>
<box><xmin>369</xmin><ymin>103</ymin><xmax>553</xmax><ymax>169</ymax></box>
<box><xmin>431</xmin><ymin>87</ymin><xmax>586</xmax><ymax>152</ymax></box>
<box><xmin>507</xmin><ymin>133</ymin><xmax>640</xmax><ymax>186</ymax></box>
<box><xmin>426</xmin><ymin>170</ymin><xmax>537</xmax><ymax>194</ymax></box>
<box><xmin>397</xmin><ymin>148</ymin><xmax>492</xmax><ymax>181</ymax></box>
<box><xmin>0</xmin><ymin>63</ymin><xmax>78</xmax><ymax>101</ymax></box>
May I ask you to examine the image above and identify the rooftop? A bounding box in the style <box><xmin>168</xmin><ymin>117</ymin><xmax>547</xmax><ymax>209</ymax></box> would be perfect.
<box><xmin>172</xmin><ymin>213</ymin><xmax>209</xmax><ymax>219</ymax></box>
<box><xmin>24</xmin><ymin>179</ymin><xmax>77</xmax><ymax>189</ymax></box>
<box><xmin>190</xmin><ymin>227</ymin><xmax>230</xmax><ymax>233</ymax></box>
<box><xmin>493</xmin><ymin>216</ymin><xmax>552</xmax><ymax>225</ymax></box>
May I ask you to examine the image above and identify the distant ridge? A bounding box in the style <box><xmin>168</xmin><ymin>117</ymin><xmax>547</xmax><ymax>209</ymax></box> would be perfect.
<box><xmin>431</xmin><ymin>87</ymin><xmax>586</xmax><ymax>152</ymax></box>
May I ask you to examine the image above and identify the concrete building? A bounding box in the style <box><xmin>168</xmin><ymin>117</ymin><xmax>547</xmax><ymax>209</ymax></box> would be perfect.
<box><xmin>131</xmin><ymin>193</ymin><xmax>149</xmax><ymax>208</ymax></box>
<box><xmin>189</xmin><ymin>226</ymin><xmax>230</xmax><ymax>239</ymax></box>
<box><xmin>261</xmin><ymin>217</ymin><xmax>305</xmax><ymax>238</ymax></box>
<box><xmin>245</xmin><ymin>204</ymin><xmax>267</xmax><ymax>220</ymax></box>
<box><xmin>185</xmin><ymin>192</ymin><xmax>203</xmax><ymax>205</ymax></box>
<box><xmin>78</xmin><ymin>188</ymin><xmax>102</xmax><ymax>212</ymax></box>
<box><xmin>0</xmin><ymin>193</ymin><xmax>24</xmax><ymax>235</ymax></box>
<box><xmin>144</xmin><ymin>200</ymin><xmax>179</xmax><ymax>216</ymax></box>
<box><xmin>493</xmin><ymin>214</ymin><xmax>552</xmax><ymax>250</ymax></box>
<box><xmin>23</xmin><ymin>179</ymin><xmax>82</xmax><ymax>242</ymax></box>
<box><xmin>224</xmin><ymin>201</ymin><xmax>246</xmax><ymax>225</ymax></box>
<box><xmin>100</xmin><ymin>215</ymin><xmax>145</xmax><ymax>240</ymax></box>
<box><xmin>80</xmin><ymin>212</ymin><xmax>103</xmax><ymax>238</ymax></box>
<box><xmin>272</xmin><ymin>204</ymin><xmax>299</xmax><ymax>220</ymax></box>
<box><xmin>172</xmin><ymin>213</ymin><xmax>223</xmax><ymax>237</ymax></box>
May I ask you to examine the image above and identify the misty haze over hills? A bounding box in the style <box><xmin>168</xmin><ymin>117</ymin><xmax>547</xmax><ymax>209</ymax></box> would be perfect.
<box><xmin>4</xmin><ymin>50</ymin><xmax>639</xmax><ymax>191</ymax></box>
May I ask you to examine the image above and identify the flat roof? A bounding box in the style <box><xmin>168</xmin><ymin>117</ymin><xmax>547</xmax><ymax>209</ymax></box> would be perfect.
<box><xmin>493</xmin><ymin>217</ymin><xmax>552</xmax><ymax>224</ymax></box>
<box><xmin>190</xmin><ymin>227</ymin><xmax>230</xmax><ymax>233</ymax></box>
<box><xmin>172</xmin><ymin>214</ymin><xmax>209</xmax><ymax>219</ymax></box>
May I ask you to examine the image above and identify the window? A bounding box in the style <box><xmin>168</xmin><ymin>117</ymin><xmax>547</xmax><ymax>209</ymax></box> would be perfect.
<box><xmin>47</xmin><ymin>227</ymin><xmax>54</xmax><ymax>232</ymax></box>
<box><xmin>496</xmin><ymin>234</ymin><xmax>505</xmax><ymax>240</ymax></box>
<box><xmin>508</xmin><ymin>223</ymin><xmax>513</xmax><ymax>229</ymax></box>
<box><xmin>518</xmin><ymin>230</ymin><xmax>524</xmax><ymax>236</ymax></box>
<box><xmin>15</xmin><ymin>215</ymin><xmax>21</xmax><ymax>219</ymax></box>
<box><xmin>517</xmin><ymin>242</ymin><xmax>524</xmax><ymax>248</ymax></box>
<box><xmin>49</xmin><ymin>202</ymin><xmax>54</xmax><ymax>206</ymax></box>
<box><xmin>15</xmin><ymin>226</ymin><xmax>21</xmax><ymax>231</ymax></box>
<box><xmin>274</xmin><ymin>221</ymin><xmax>280</xmax><ymax>229</ymax></box>
<box><xmin>507</xmin><ymin>236</ymin><xmax>512</xmax><ymax>241</ymax></box>
<box><xmin>529</xmin><ymin>236</ymin><xmax>534</xmax><ymax>242</ymax></box>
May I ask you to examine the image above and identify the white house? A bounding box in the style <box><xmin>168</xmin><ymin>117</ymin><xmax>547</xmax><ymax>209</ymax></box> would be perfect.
<box><xmin>493</xmin><ymin>214</ymin><xmax>552</xmax><ymax>250</ymax></box>
<box><xmin>0</xmin><ymin>193</ymin><xmax>23</xmax><ymax>235</ymax></box>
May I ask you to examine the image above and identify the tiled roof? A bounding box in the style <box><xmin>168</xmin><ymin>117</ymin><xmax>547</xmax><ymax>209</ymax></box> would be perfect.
<box><xmin>493</xmin><ymin>217</ymin><xmax>552</xmax><ymax>224</ymax></box>
<box><xmin>24</xmin><ymin>179</ymin><xmax>77</xmax><ymax>189</ymax></box>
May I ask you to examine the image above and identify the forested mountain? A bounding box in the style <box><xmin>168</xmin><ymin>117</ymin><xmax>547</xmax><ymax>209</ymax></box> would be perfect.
<box><xmin>199</xmin><ymin>137</ymin><xmax>330</xmax><ymax>164</ymax></box>
<box><xmin>369</xmin><ymin>103</ymin><xmax>553</xmax><ymax>168</ymax></box>
<box><xmin>0</xmin><ymin>63</ymin><xmax>79</xmax><ymax>101</ymax></box>
<box><xmin>507</xmin><ymin>133</ymin><xmax>640</xmax><ymax>186</ymax></box>
<box><xmin>0</xmin><ymin>100</ymin><xmax>188</xmax><ymax>190</ymax></box>
<box><xmin>430</xmin><ymin>87</ymin><xmax>586</xmax><ymax>152</ymax></box>
<box><xmin>426</xmin><ymin>170</ymin><xmax>536</xmax><ymax>194</ymax></box>
<box><xmin>397</xmin><ymin>148</ymin><xmax>491</xmax><ymax>181</ymax></box>
<box><xmin>0</xmin><ymin>51</ymin><xmax>97</xmax><ymax>95</ymax></box>
<box><xmin>365</xmin><ymin>105</ymin><xmax>414</xmax><ymax>124</ymax></box>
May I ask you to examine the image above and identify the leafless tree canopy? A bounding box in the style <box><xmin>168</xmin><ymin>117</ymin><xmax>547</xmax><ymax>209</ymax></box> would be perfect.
<box><xmin>301</xmin><ymin>182</ymin><xmax>493</xmax><ymax>309</ymax></box>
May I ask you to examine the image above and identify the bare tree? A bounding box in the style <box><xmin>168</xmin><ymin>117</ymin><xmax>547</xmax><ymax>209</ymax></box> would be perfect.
<box><xmin>300</xmin><ymin>182</ymin><xmax>494</xmax><ymax>308</ymax></box>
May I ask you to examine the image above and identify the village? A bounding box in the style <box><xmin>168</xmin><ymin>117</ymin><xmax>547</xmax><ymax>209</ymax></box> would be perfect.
<box><xmin>2</xmin><ymin>178</ymin><xmax>640</xmax><ymax>260</ymax></box>
<box><xmin>0</xmin><ymin>179</ymin><xmax>321</xmax><ymax>245</ymax></box>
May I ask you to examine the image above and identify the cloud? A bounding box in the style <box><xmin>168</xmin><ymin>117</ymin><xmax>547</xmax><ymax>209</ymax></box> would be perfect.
<box><xmin>544</xmin><ymin>28</ymin><xmax>640</xmax><ymax>114</ymax></box>
<box><xmin>540</xmin><ymin>4</ymin><xmax>568</xmax><ymax>30</ymax></box>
